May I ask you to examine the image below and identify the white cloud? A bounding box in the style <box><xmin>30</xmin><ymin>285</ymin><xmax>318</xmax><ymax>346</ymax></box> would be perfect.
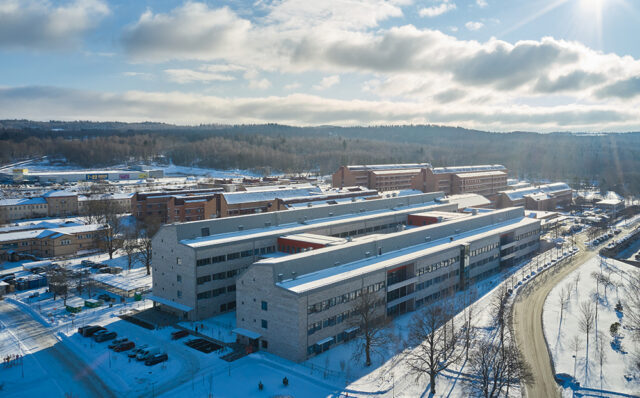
<box><xmin>476</xmin><ymin>0</ymin><xmax>488</xmax><ymax>8</ymax></box>
<box><xmin>419</xmin><ymin>1</ymin><xmax>456</xmax><ymax>18</ymax></box>
<box><xmin>249</xmin><ymin>78</ymin><xmax>272</xmax><ymax>90</ymax></box>
<box><xmin>123</xmin><ymin>71</ymin><xmax>152</xmax><ymax>80</ymax></box>
<box><xmin>0</xmin><ymin>0</ymin><xmax>110</xmax><ymax>50</ymax></box>
<box><xmin>164</xmin><ymin>69</ymin><xmax>236</xmax><ymax>84</ymax></box>
<box><xmin>465</xmin><ymin>21</ymin><xmax>484</xmax><ymax>31</ymax></box>
<box><xmin>1</xmin><ymin>86</ymin><xmax>639</xmax><ymax>132</ymax></box>
<box><xmin>313</xmin><ymin>75</ymin><xmax>341</xmax><ymax>90</ymax></box>
<box><xmin>121</xmin><ymin>3</ymin><xmax>251</xmax><ymax>62</ymax></box>
<box><xmin>284</xmin><ymin>82</ymin><xmax>301</xmax><ymax>90</ymax></box>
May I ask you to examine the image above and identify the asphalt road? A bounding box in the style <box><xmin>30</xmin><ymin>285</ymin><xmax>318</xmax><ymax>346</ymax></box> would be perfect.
<box><xmin>0</xmin><ymin>300</ymin><xmax>117</xmax><ymax>398</ymax></box>
<box><xmin>512</xmin><ymin>224</ymin><xmax>635</xmax><ymax>398</ymax></box>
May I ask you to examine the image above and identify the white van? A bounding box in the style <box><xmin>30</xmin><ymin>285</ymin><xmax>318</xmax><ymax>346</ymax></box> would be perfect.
<box><xmin>136</xmin><ymin>347</ymin><xmax>162</xmax><ymax>361</ymax></box>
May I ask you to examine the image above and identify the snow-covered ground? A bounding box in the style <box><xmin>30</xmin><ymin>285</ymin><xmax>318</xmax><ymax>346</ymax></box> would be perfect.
<box><xmin>159</xmin><ymin>164</ymin><xmax>262</xmax><ymax>179</ymax></box>
<box><xmin>543</xmin><ymin>256</ymin><xmax>640</xmax><ymax>396</ymax></box>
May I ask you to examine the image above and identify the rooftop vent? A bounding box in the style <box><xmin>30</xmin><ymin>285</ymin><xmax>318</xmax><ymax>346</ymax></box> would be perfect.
<box><xmin>277</xmin><ymin>273</ymin><xmax>284</xmax><ymax>282</ymax></box>
<box><xmin>238</xmin><ymin>225</ymin><xmax>244</xmax><ymax>231</ymax></box>
<box><xmin>291</xmin><ymin>271</ymin><xmax>297</xmax><ymax>280</ymax></box>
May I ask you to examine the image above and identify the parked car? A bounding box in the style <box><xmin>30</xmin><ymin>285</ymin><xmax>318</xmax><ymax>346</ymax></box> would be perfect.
<box><xmin>80</xmin><ymin>260</ymin><xmax>95</xmax><ymax>267</ymax></box>
<box><xmin>171</xmin><ymin>330</ymin><xmax>190</xmax><ymax>340</ymax></box>
<box><xmin>136</xmin><ymin>347</ymin><xmax>161</xmax><ymax>361</ymax></box>
<box><xmin>114</xmin><ymin>341</ymin><xmax>135</xmax><ymax>352</ymax></box>
<box><xmin>128</xmin><ymin>344</ymin><xmax>149</xmax><ymax>359</ymax></box>
<box><xmin>109</xmin><ymin>338</ymin><xmax>128</xmax><ymax>349</ymax></box>
<box><xmin>98</xmin><ymin>293</ymin><xmax>112</xmax><ymax>302</ymax></box>
<box><xmin>78</xmin><ymin>325</ymin><xmax>106</xmax><ymax>337</ymax></box>
<box><xmin>145</xmin><ymin>353</ymin><xmax>168</xmax><ymax>366</ymax></box>
<box><xmin>94</xmin><ymin>331</ymin><xmax>117</xmax><ymax>342</ymax></box>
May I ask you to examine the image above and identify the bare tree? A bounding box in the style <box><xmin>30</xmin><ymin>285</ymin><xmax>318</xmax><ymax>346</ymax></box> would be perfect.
<box><xmin>404</xmin><ymin>301</ymin><xmax>464</xmax><ymax>396</ymax></box>
<box><xmin>569</xmin><ymin>336</ymin><xmax>582</xmax><ymax>379</ymax></box>
<box><xmin>558</xmin><ymin>286</ymin><xmax>570</xmax><ymax>331</ymax></box>
<box><xmin>135</xmin><ymin>217</ymin><xmax>161</xmax><ymax>275</ymax></box>
<box><xmin>573</xmin><ymin>272</ymin><xmax>581</xmax><ymax>297</ymax></box>
<box><xmin>626</xmin><ymin>270</ymin><xmax>640</xmax><ymax>342</ymax></box>
<box><xmin>348</xmin><ymin>287</ymin><xmax>389</xmax><ymax>367</ymax></box>
<box><xmin>579</xmin><ymin>301</ymin><xmax>595</xmax><ymax>381</ymax></box>
<box><xmin>597</xmin><ymin>333</ymin><xmax>606</xmax><ymax>390</ymax></box>
<box><xmin>465</xmin><ymin>337</ymin><xmax>533</xmax><ymax>398</ymax></box>
<box><xmin>47</xmin><ymin>268</ymin><xmax>73</xmax><ymax>305</ymax></box>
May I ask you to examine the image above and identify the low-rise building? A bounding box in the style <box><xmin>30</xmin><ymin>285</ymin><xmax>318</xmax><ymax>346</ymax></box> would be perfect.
<box><xmin>497</xmin><ymin>183</ymin><xmax>572</xmax><ymax>211</ymax></box>
<box><xmin>0</xmin><ymin>224</ymin><xmax>108</xmax><ymax>260</ymax></box>
<box><xmin>235</xmin><ymin>207</ymin><xmax>540</xmax><ymax>361</ymax></box>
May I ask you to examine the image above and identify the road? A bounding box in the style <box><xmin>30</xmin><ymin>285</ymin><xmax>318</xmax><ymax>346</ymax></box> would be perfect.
<box><xmin>512</xmin><ymin>224</ymin><xmax>636</xmax><ymax>398</ymax></box>
<box><xmin>0</xmin><ymin>300</ymin><xmax>116</xmax><ymax>398</ymax></box>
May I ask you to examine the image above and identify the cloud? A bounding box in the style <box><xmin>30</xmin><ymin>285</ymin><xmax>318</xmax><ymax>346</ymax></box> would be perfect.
<box><xmin>284</xmin><ymin>82</ymin><xmax>301</xmax><ymax>90</ymax></box>
<box><xmin>164</xmin><ymin>69</ymin><xmax>236</xmax><ymax>84</ymax></box>
<box><xmin>249</xmin><ymin>78</ymin><xmax>272</xmax><ymax>90</ymax></box>
<box><xmin>313</xmin><ymin>75</ymin><xmax>340</xmax><ymax>90</ymax></box>
<box><xmin>419</xmin><ymin>1</ymin><xmax>456</xmax><ymax>18</ymax></box>
<box><xmin>465</xmin><ymin>21</ymin><xmax>484</xmax><ymax>31</ymax></box>
<box><xmin>1</xmin><ymin>86</ymin><xmax>639</xmax><ymax>132</ymax></box>
<box><xmin>0</xmin><ymin>0</ymin><xmax>109</xmax><ymax>50</ymax></box>
<box><xmin>476</xmin><ymin>0</ymin><xmax>488</xmax><ymax>8</ymax></box>
<box><xmin>596</xmin><ymin>77</ymin><xmax>640</xmax><ymax>99</ymax></box>
<box><xmin>534</xmin><ymin>70</ymin><xmax>606</xmax><ymax>93</ymax></box>
<box><xmin>121</xmin><ymin>3</ymin><xmax>251</xmax><ymax>62</ymax></box>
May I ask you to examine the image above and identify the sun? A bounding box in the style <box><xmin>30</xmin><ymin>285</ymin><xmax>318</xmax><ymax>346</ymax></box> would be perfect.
<box><xmin>580</xmin><ymin>0</ymin><xmax>605</xmax><ymax>12</ymax></box>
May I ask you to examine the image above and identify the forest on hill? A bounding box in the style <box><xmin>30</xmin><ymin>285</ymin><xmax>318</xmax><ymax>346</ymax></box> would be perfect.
<box><xmin>1</xmin><ymin>121</ymin><xmax>639</xmax><ymax>195</ymax></box>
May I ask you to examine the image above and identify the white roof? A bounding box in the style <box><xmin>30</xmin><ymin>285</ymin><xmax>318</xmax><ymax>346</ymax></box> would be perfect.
<box><xmin>279</xmin><ymin>233</ymin><xmax>348</xmax><ymax>246</ymax></box>
<box><xmin>0</xmin><ymin>224</ymin><xmax>105</xmax><ymax>243</ymax></box>
<box><xmin>346</xmin><ymin>163</ymin><xmax>430</xmax><ymax>171</ymax></box>
<box><xmin>222</xmin><ymin>187</ymin><xmax>323</xmax><ymax>205</ymax></box>
<box><xmin>371</xmin><ymin>168</ymin><xmax>422</xmax><ymax>175</ymax></box>
<box><xmin>91</xmin><ymin>272</ymin><xmax>151</xmax><ymax>292</ymax></box>
<box><xmin>0</xmin><ymin>197</ymin><xmax>47</xmax><ymax>206</ymax></box>
<box><xmin>432</xmin><ymin>165</ymin><xmax>506</xmax><ymax>174</ymax></box>
<box><xmin>278</xmin><ymin>216</ymin><xmax>539</xmax><ymax>293</ymax></box>
<box><xmin>233</xmin><ymin>328</ymin><xmax>261</xmax><ymax>339</ymax></box>
<box><xmin>454</xmin><ymin>171</ymin><xmax>506</xmax><ymax>178</ymax></box>
<box><xmin>502</xmin><ymin>183</ymin><xmax>571</xmax><ymax>201</ymax></box>
<box><xmin>445</xmin><ymin>194</ymin><xmax>492</xmax><ymax>209</ymax></box>
<box><xmin>596</xmin><ymin>199</ymin><xmax>623</xmax><ymax>205</ymax></box>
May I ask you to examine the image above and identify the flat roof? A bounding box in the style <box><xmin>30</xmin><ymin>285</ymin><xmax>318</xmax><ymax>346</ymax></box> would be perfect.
<box><xmin>432</xmin><ymin>165</ymin><xmax>506</xmax><ymax>174</ymax></box>
<box><xmin>0</xmin><ymin>224</ymin><xmax>105</xmax><ymax>243</ymax></box>
<box><xmin>409</xmin><ymin>211</ymin><xmax>469</xmax><ymax>220</ymax></box>
<box><xmin>0</xmin><ymin>197</ymin><xmax>47</xmax><ymax>206</ymax></box>
<box><xmin>278</xmin><ymin>216</ymin><xmax>539</xmax><ymax>294</ymax></box>
<box><xmin>371</xmin><ymin>169</ymin><xmax>422</xmax><ymax>175</ymax></box>
<box><xmin>279</xmin><ymin>233</ymin><xmax>348</xmax><ymax>246</ymax></box>
<box><xmin>148</xmin><ymin>295</ymin><xmax>192</xmax><ymax>312</ymax></box>
<box><xmin>346</xmin><ymin>163</ymin><xmax>430</xmax><ymax>171</ymax></box>
<box><xmin>181</xmin><ymin>200</ymin><xmax>451</xmax><ymax>248</ymax></box>
<box><xmin>445</xmin><ymin>194</ymin><xmax>492</xmax><ymax>209</ymax></box>
<box><xmin>222</xmin><ymin>187</ymin><xmax>323</xmax><ymax>205</ymax></box>
<box><xmin>454</xmin><ymin>171</ymin><xmax>507</xmax><ymax>178</ymax></box>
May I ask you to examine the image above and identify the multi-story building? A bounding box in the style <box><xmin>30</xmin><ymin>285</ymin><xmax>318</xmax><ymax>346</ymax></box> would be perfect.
<box><xmin>133</xmin><ymin>189</ymin><xmax>223</xmax><ymax>224</ymax></box>
<box><xmin>149</xmin><ymin>192</ymin><xmax>456</xmax><ymax>320</ymax></box>
<box><xmin>0</xmin><ymin>224</ymin><xmax>108</xmax><ymax>260</ymax></box>
<box><xmin>410</xmin><ymin>165</ymin><xmax>508</xmax><ymax>199</ymax></box>
<box><xmin>332</xmin><ymin>164</ymin><xmax>431</xmax><ymax>191</ymax></box>
<box><xmin>235</xmin><ymin>206</ymin><xmax>540</xmax><ymax>361</ymax></box>
<box><xmin>12</xmin><ymin>167</ymin><xmax>163</xmax><ymax>184</ymax></box>
<box><xmin>0</xmin><ymin>198</ymin><xmax>49</xmax><ymax>223</ymax></box>
<box><xmin>497</xmin><ymin>183</ymin><xmax>572</xmax><ymax>211</ymax></box>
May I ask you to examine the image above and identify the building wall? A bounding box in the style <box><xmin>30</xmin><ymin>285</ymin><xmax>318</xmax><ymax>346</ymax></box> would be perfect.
<box><xmin>0</xmin><ymin>229</ymin><xmax>105</xmax><ymax>259</ymax></box>
<box><xmin>46</xmin><ymin>196</ymin><xmax>79</xmax><ymax>217</ymax></box>
<box><xmin>0</xmin><ymin>203</ymin><xmax>49</xmax><ymax>223</ymax></box>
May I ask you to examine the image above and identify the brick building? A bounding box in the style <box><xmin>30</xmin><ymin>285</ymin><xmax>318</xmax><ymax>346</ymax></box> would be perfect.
<box><xmin>497</xmin><ymin>183</ymin><xmax>572</xmax><ymax>211</ymax></box>
<box><xmin>332</xmin><ymin>164</ymin><xmax>431</xmax><ymax>191</ymax></box>
<box><xmin>410</xmin><ymin>165</ymin><xmax>508</xmax><ymax>199</ymax></box>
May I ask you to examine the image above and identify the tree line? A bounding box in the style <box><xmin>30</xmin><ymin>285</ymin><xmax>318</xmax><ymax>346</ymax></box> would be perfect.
<box><xmin>2</xmin><ymin>121</ymin><xmax>640</xmax><ymax>194</ymax></box>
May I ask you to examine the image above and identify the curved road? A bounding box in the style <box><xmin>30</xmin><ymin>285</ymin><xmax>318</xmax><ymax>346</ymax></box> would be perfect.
<box><xmin>512</xmin><ymin>225</ymin><xmax>633</xmax><ymax>398</ymax></box>
<box><xmin>0</xmin><ymin>300</ymin><xmax>117</xmax><ymax>398</ymax></box>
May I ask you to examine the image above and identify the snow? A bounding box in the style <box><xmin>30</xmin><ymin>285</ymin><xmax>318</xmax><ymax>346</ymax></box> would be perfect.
<box><xmin>221</xmin><ymin>186</ymin><xmax>323</xmax><ymax>205</ymax></box>
<box><xmin>159</xmin><ymin>164</ymin><xmax>261</xmax><ymax>179</ymax></box>
<box><xmin>432</xmin><ymin>164</ymin><xmax>506</xmax><ymax>174</ymax></box>
<box><xmin>543</xmin><ymin>256</ymin><xmax>640</xmax><ymax>396</ymax></box>
<box><xmin>180</xmin><ymin>311</ymin><xmax>237</xmax><ymax>344</ymax></box>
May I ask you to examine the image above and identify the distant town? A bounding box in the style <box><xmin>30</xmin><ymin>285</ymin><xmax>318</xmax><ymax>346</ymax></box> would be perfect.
<box><xmin>1</xmin><ymin>157</ymin><xmax>638</xmax><ymax>398</ymax></box>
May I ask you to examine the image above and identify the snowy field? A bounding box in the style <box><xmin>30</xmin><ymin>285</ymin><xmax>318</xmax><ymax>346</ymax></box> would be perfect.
<box><xmin>159</xmin><ymin>164</ymin><xmax>262</xmax><ymax>179</ymax></box>
<box><xmin>543</xmin><ymin>256</ymin><xmax>640</xmax><ymax>396</ymax></box>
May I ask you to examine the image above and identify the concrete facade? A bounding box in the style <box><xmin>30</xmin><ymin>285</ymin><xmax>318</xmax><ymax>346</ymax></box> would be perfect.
<box><xmin>150</xmin><ymin>192</ymin><xmax>453</xmax><ymax>320</ymax></box>
<box><xmin>236</xmin><ymin>207</ymin><xmax>540</xmax><ymax>362</ymax></box>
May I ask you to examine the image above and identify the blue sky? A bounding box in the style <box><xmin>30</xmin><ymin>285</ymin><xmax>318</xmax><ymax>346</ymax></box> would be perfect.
<box><xmin>0</xmin><ymin>0</ymin><xmax>639</xmax><ymax>131</ymax></box>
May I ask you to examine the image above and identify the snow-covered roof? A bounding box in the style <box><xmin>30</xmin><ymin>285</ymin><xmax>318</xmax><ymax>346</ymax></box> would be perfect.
<box><xmin>148</xmin><ymin>294</ymin><xmax>192</xmax><ymax>312</ymax></box>
<box><xmin>0</xmin><ymin>197</ymin><xmax>47</xmax><ymax>206</ymax></box>
<box><xmin>454</xmin><ymin>170</ymin><xmax>506</xmax><ymax>178</ymax></box>
<box><xmin>371</xmin><ymin>168</ymin><xmax>422</xmax><ymax>176</ymax></box>
<box><xmin>346</xmin><ymin>163</ymin><xmax>430</xmax><ymax>171</ymax></box>
<box><xmin>502</xmin><ymin>183</ymin><xmax>571</xmax><ymax>201</ymax></box>
<box><xmin>221</xmin><ymin>187</ymin><xmax>323</xmax><ymax>205</ymax></box>
<box><xmin>445</xmin><ymin>194</ymin><xmax>492</xmax><ymax>209</ymax></box>
<box><xmin>431</xmin><ymin>165</ymin><xmax>506</xmax><ymax>174</ymax></box>
<box><xmin>78</xmin><ymin>193</ymin><xmax>134</xmax><ymax>201</ymax></box>
<box><xmin>596</xmin><ymin>199</ymin><xmax>623</xmax><ymax>206</ymax></box>
<box><xmin>279</xmin><ymin>233</ymin><xmax>348</xmax><ymax>246</ymax></box>
<box><xmin>0</xmin><ymin>224</ymin><xmax>105</xmax><ymax>243</ymax></box>
<box><xmin>42</xmin><ymin>190</ymin><xmax>77</xmax><ymax>197</ymax></box>
<box><xmin>278</xmin><ymin>216</ymin><xmax>538</xmax><ymax>293</ymax></box>
<box><xmin>92</xmin><ymin>272</ymin><xmax>152</xmax><ymax>292</ymax></box>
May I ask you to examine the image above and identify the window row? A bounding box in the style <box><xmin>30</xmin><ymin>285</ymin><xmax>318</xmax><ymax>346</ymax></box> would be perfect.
<box><xmin>416</xmin><ymin>255</ymin><xmax>460</xmax><ymax>276</ymax></box>
<box><xmin>416</xmin><ymin>269</ymin><xmax>459</xmax><ymax>291</ymax></box>
<box><xmin>196</xmin><ymin>269</ymin><xmax>240</xmax><ymax>285</ymax></box>
<box><xmin>468</xmin><ymin>254</ymin><xmax>499</xmax><ymax>270</ymax></box>
<box><xmin>196</xmin><ymin>285</ymin><xmax>235</xmax><ymax>300</ymax></box>
<box><xmin>330</xmin><ymin>223</ymin><xmax>403</xmax><ymax>239</ymax></box>
<box><xmin>195</xmin><ymin>246</ymin><xmax>275</xmax><ymax>266</ymax></box>
<box><xmin>516</xmin><ymin>229</ymin><xmax>540</xmax><ymax>241</ymax></box>
<box><xmin>307</xmin><ymin>282</ymin><xmax>385</xmax><ymax>314</ymax></box>
<box><xmin>470</xmin><ymin>242</ymin><xmax>499</xmax><ymax>257</ymax></box>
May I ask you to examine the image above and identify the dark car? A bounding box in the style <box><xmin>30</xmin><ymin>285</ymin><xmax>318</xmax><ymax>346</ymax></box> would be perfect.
<box><xmin>128</xmin><ymin>345</ymin><xmax>149</xmax><ymax>358</ymax></box>
<box><xmin>108</xmin><ymin>338</ymin><xmax>128</xmax><ymax>349</ymax></box>
<box><xmin>114</xmin><ymin>341</ymin><xmax>135</xmax><ymax>352</ymax></box>
<box><xmin>171</xmin><ymin>330</ymin><xmax>189</xmax><ymax>340</ymax></box>
<box><xmin>94</xmin><ymin>331</ymin><xmax>117</xmax><ymax>342</ymax></box>
<box><xmin>98</xmin><ymin>294</ymin><xmax>112</xmax><ymax>302</ymax></box>
<box><xmin>79</xmin><ymin>325</ymin><xmax>106</xmax><ymax>337</ymax></box>
<box><xmin>145</xmin><ymin>353</ymin><xmax>168</xmax><ymax>366</ymax></box>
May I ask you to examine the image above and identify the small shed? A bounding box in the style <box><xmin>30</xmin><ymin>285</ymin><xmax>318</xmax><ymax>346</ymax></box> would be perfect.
<box><xmin>66</xmin><ymin>298</ymin><xmax>84</xmax><ymax>313</ymax></box>
<box><xmin>84</xmin><ymin>298</ymin><xmax>103</xmax><ymax>308</ymax></box>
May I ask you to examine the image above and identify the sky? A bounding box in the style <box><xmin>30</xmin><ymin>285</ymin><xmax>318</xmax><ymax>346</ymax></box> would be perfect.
<box><xmin>0</xmin><ymin>0</ymin><xmax>639</xmax><ymax>132</ymax></box>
